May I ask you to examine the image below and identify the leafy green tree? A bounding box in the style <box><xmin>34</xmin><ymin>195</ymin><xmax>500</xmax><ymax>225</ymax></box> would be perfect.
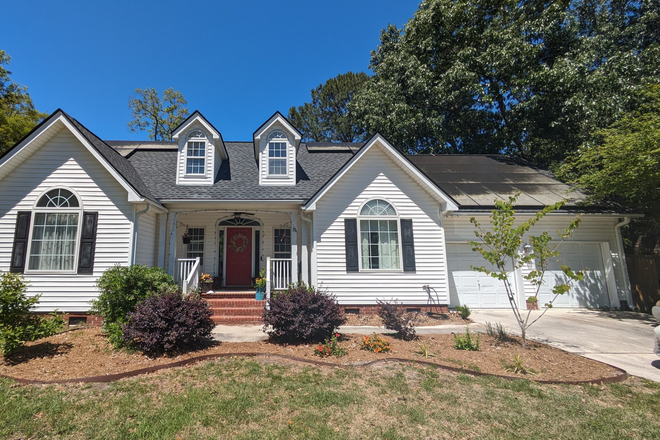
<box><xmin>350</xmin><ymin>0</ymin><xmax>659</xmax><ymax>166</ymax></box>
<box><xmin>288</xmin><ymin>72</ymin><xmax>369</xmax><ymax>142</ymax></box>
<box><xmin>558</xmin><ymin>84</ymin><xmax>660</xmax><ymax>253</ymax></box>
<box><xmin>0</xmin><ymin>50</ymin><xmax>47</xmax><ymax>154</ymax></box>
<box><xmin>469</xmin><ymin>194</ymin><xmax>582</xmax><ymax>348</ymax></box>
<box><xmin>128</xmin><ymin>87</ymin><xmax>189</xmax><ymax>141</ymax></box>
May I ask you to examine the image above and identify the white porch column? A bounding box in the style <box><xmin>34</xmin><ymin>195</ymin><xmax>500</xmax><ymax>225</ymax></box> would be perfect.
<box><xmin>290</xmin><ymin>212</ymin><xmax>299</xmax><ymax>283</ymax></box>
<box><xmin>310</xmin><ymin>211</ymin><xmax>317</xmax><ymax>287</ymax></box>
<box><xmin>157</xmin><ymin>213</ymin><xmax>167</xmax><ymax>269</ymax></box>
<box><xmin>301</xmin><ymin>214</ymin><xmax>309</xmax><ymax>284</ymax></box>
<box><xmin>167</xmin><ymin>212</ymin><xmax>178</xmax><ymax>276</ymax></box>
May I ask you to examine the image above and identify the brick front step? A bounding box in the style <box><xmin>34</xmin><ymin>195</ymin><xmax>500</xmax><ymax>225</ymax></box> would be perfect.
<box><xmin>209</xmin><ymin>307</ymin><xmax>265</xmax><ymax>317</ymax></box>
<box><xmin>211</xmin><ymin>315</ymin><xmax>264</xmax><ymax>324</ymax></box>
<box><xmin>203</xmin><ymin>293</ymin><xmax>266</xmax><ymax>324</ymax></box>
<box><xmin>205</xmin><ymin>299</ymin><xmax>266</xmax><ymax>307</ymax></box>
<box><xmin>202</xmin><ymin>292</ymin><xmax>257</xmax><ymax>299</ymax></box>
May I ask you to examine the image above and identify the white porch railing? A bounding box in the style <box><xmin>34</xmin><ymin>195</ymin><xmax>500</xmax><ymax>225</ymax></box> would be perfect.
<box><xmin>266</xmin><ymin>257</ymin><xmax>292</xmax><ymax>306</ymax></box>
<box><xmin>177</xmin><ymin>257</ymin><xmax>200</xmax><ymax>295</ymax></box>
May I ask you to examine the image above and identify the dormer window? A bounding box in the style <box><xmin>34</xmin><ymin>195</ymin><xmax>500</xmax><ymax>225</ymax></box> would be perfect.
<box><xmin>186</xmin><ymin>130</ymin><xmax>206</xmax><ymax>175</ymax></box>
<box><xmin>267</xmin><ymin>131</ymin><xmax>288</xmax><ymax>176</ymax></box>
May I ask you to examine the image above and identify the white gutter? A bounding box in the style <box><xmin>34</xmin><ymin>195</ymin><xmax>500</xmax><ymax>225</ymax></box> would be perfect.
<box><xmin>131</xmin><ymin>205</ymin><xmax>151</xmax><ymax>265</ymax></box>
<box><xmin>614</xmin><ymin>216</ymin><xmax>633</xmax><ymax>308</ymax></box>
<box><xmin>159</xmin><ymin>199</ymin><xmax>306</xmax><ymax>204</ymax></box>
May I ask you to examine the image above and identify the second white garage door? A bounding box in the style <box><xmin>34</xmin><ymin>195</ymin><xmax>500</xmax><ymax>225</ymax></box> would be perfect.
<box><xmin>536</xmin><ymin>242</ymin><xmax>610</xmax><ymax>308</ymax></box>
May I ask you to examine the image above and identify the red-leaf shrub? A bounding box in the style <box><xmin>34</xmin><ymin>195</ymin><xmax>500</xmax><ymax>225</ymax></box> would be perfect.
<box><xmin>377</xmin><ymin>300</ymin><xmax>417</xmax><ymax>341</ymax></box>
<box><xmin>262</xmin><ymin>282</ymin><xmax>346</xmax><ymax>343</ymax></box>
<box><xmin>122</xmin><ymin>288</ymin><xmax>214</xmax><ymax>355</ymax></box>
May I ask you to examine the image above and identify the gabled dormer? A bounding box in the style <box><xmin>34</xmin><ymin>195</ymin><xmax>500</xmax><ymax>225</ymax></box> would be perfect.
<box><xmin>172</xmin><ymin>111</ymin><xmax>228</xmax><ymax>186</ymax></box>
<box><xmin>253</xmin><ymin>112</ymin><xmax>302</xmax><ymax>186</ymax></box>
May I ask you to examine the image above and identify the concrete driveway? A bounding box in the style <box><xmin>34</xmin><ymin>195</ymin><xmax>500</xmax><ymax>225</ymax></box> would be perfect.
<box><xmin>470</xmin><ymin>308</ymin><xmax>660</xmax><ymax>382</ymax></box>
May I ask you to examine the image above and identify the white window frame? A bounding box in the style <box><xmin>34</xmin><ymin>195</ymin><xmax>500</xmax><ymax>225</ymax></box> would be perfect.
<box><xmin>186</xmin><ymin>130</ymin><xmax>207</xmax><ymax>176</ymax></box>
<box><xmin>267</xmin><ymin>130</ymin><xmax>288</xmax><ymax>177</ymax></box>
<box><xmin>186</xmin><ymin>227</ymin><xmax>205</xmax><ymax>265</ymax></box>
<box><xmin>25</xmin><ymin>188</ymin><xmax>83</xmax><ymax>274</ymax></box>
<box><xmin>273</xmin><ymin>228</ymin><xmax>292</xmax><ymax>259</ymax></box>
<box><xmin>357</xmin><ymin>199</ymin><xmax>402</xmax><ymax>272</ymax></box>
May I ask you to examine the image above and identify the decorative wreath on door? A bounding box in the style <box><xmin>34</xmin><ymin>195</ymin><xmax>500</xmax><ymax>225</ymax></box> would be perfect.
<box><xmin>229</xmin><ymin>233</ymin><xmax>248</xmax><ymax>253</ymax></box>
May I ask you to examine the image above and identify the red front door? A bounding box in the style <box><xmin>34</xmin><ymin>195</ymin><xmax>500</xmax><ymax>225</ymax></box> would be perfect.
<box><xmin>225</xmin><ymin>227</ymin><xmax>252</xmax><ymax>286</ymax></box>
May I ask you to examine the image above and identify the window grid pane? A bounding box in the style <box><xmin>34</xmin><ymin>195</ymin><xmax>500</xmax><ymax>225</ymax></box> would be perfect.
<box><xmin>28</xmin><ymin>212</ymin><xmax>79</xmax><ymax>271</ymax></box>
<box><xmin>268</xmin><ymin>142</ymin><xmax>287</xmax><ymax>175</ymax></box>
<box><xmin>186</xmin><ymin>141</ymin><xmax>205</xmax><ymax>174</ymax></box>
<box><xmin>360</xmin><ymin>219</ymin><xmax>399</xmax><ymax>270</ymax></box>
<box><xmin>274</xmin><ymin>228</ymin><xmax>291</xmax><ymax>259</ymax></box>
<box><xmin>187</xmin><ymin>228</ymin><xmax>204</xmax><ymax>265</ymax></box>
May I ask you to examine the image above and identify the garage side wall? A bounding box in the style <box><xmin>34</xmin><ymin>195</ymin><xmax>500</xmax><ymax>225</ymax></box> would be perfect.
<box><xmin>313</xmin><ymin>145</ymin><xmax>449</xmax><ymax>305</ymax></box>
<box><xmin>0</xmin><ymin>129</ymin><xmax>134</xmax><ymax>312</ymax></box>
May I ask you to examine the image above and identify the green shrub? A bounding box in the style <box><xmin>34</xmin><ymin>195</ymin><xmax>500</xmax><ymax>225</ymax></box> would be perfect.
<box><xmin>0</xmin><ymin>273</ymin><xmax>64</xmax><ymax>355</ymax></box>
<box><xmin>262</xmin><ymin>282</ymin><xmax>346</xmax><ymax>343</ymax></box>
<box><xmin>453</xmin><ymin>327</ymin><xmax>480</xmax><ymax>351</ymax></box>
<box><xmin>454</xmin><ymin>305</ymin><xmax>471</xmax><ymax>320</ymax></box>
<box><xmin>89</xmin><ymin>265</ymin><xmax>176</xmax><ymax>339</ymax></box>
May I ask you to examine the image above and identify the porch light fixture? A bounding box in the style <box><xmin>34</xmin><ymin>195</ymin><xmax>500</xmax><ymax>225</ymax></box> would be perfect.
<box><xmin>523</xmin><ymin>243</ymin><xmax>533</xmax><ymax>256</ymax></box>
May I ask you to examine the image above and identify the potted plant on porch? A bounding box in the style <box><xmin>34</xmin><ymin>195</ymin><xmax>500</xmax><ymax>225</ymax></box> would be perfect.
<box><xmin>199</xmin><ymin>273</ymin><xmax>214</xmax><ymax>293</ymax></box>
<box><xmin>181</xmin><ymin>231</ymin><xmax>191</xmax><ymax>244</ymax></box>
<box><xmin>254</xmin><ymin>268</ymin><xmax>266</xmax><ymax>301</ymax></box>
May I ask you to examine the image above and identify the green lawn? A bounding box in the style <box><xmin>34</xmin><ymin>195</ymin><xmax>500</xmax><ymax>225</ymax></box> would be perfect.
<box><xmin>1</xmin><ymin>358</ymin><xmax>659</xmax><ymax>439</ymax></box>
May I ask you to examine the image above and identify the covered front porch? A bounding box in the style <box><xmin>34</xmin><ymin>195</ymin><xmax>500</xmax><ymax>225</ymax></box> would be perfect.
<box><xmin>152</xmin><ymin>203</ymin><xmax>311</xmax><ymax>295</ymax></box>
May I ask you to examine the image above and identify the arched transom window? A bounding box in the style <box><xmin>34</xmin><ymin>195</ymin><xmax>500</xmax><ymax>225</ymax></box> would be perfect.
<box><xmin>358</xmin><ymin>199</ymin><xmax>400</xmax><ymax>270</ymax></box>
<box><xmin>29</xmin><ymin>189</ymin><xmax>82</xmax><ymax>271</ymax></box>
<box><xmin>267</xmin><ymin>130</ymin><xmax>287</xmax><ymax>176</ymax></box>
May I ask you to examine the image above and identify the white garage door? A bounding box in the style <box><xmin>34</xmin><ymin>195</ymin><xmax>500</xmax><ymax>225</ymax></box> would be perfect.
<box><xmin>537</xmin><ymin>242</ymin><xmax>610</xmax><ymax>308</ymax></box>
<box><xmin>447</xmin><ymin>243</ymin><xmax>515</xmax><ymax>308</ymax></box>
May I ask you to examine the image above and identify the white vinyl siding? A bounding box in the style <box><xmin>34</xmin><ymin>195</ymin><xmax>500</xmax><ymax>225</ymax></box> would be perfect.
<box><xmin>175</xmin><ymin>124</ymin><xmax>217</xmax><ymax>186</ymax></box>
<box><xmin>313</xmin><ymin>145</ymin><xmax>449</xmax><ymax>305</ymax></box>
<box><xmin>135</xmin><ymin>208</ymin><xmax>157</xmax><ymax>267</ymax></box>
<box><xmin>258</xmin><ymin>125</ymin><xmax>296</xmax><ymax>186</ymax></box>
<box><xmin>0</xmin><ymin>129</ymin><xmax>134</xmax><ymax>312</ymax></box>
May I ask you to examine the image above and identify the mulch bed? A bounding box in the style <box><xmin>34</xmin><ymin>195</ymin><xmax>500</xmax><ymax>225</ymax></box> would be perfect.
<box><xmin>0</xmin><ymin>327</ymin><xmax>624</xmax><ymax>384</ymax></box>
<box><xmin>344</xmin><ymin>311</ymin><xmax>469</xmax><ymax>326</ymax></box>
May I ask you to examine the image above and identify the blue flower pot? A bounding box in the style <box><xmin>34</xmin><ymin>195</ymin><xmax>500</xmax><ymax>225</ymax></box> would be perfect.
<box><xmin>255</xmin><ymin>287</ymin><xmax>265</xmax><ymax>301</ymax></box>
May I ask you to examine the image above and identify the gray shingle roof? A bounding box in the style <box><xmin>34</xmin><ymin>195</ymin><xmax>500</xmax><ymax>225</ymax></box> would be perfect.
<box><xmin>61</xmin><ymin>113</ymin><xmax>163</xmax><ymax>207</ymax></box>
<box><xmin>406</xmin><ymin>155</ymin><xmax>588</xmax><ymax>209</ymax></box>
<box><xmin>126</xmin><ymin>142</ymin><xmax>355</xmax><ymax>201</ymax></box>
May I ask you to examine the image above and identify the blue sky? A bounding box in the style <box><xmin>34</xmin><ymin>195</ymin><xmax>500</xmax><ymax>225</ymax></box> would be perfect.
<box><xmin>2</xmin><ymin>0</ymin><xmax>419</xmax><ymax>141</ymax></box>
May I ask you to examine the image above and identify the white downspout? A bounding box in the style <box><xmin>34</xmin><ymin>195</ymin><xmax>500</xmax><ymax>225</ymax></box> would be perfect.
<box><xmin>131</xmin><ymin>205</ymin><xmax>151</xmax><ymax>265</ymax></box>
<box><xmin>614</xmin><ymin>216</ymin><xmax>633</xmax><ymax>308</ymax></box>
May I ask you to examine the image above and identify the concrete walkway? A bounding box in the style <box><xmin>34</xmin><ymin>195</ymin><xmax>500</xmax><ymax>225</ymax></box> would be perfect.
<box><xmin>211</xmin><ymin>308</ymin><xmax>660</xmax><ymax>382</ymax></box>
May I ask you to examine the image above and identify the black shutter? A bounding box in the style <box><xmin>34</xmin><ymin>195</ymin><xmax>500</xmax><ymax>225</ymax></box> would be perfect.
<box><xmin>77</xmin><ymin>212</ymin><xmax>98</xmax><ymax>274</ymax></box>
<box><xmin>344</xmin><ymin>218</ymin><xmax>359</xmax><ymax>272</ymax></box>
<box><xmin>401</xmin><ymin>219</ymin><xmax>416</xmax><ymax>272</ymax></box>
<box><xmin>10</xmin><ymin>211</ymin><xmax>31</xmax><ymax>273</ymax></box>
